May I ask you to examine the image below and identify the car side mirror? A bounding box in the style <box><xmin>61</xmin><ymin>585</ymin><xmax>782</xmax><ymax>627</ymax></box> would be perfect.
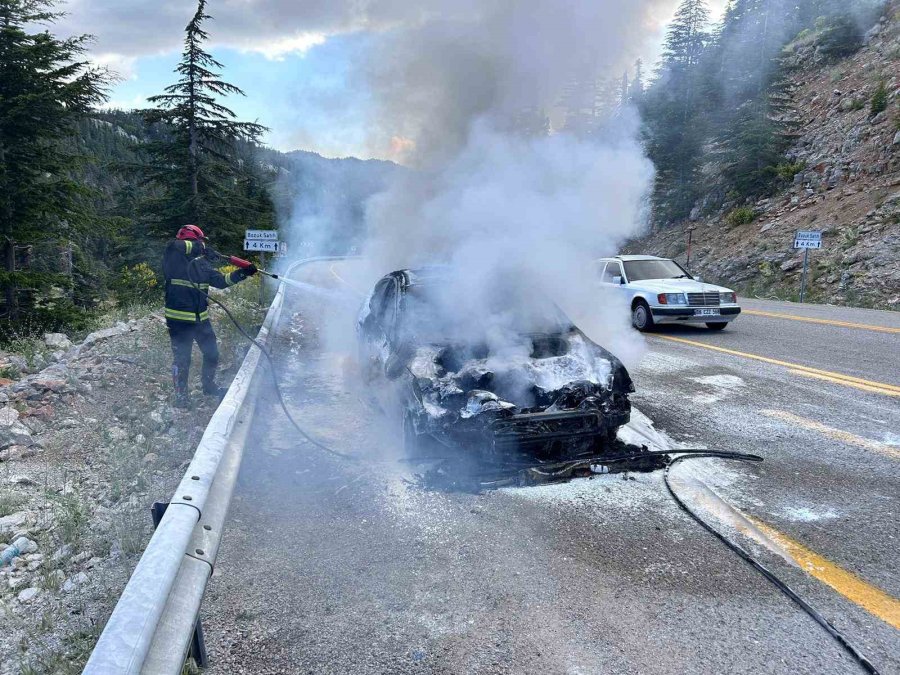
<box><xmin>694</xmin><ymin>275</ymin><xmax>703</xmax><ymax>282</ymax></box>
<box><xmin>612</xmin><ymin>275</ymin><xmax>624</xmax><ymax>285</ymax></box>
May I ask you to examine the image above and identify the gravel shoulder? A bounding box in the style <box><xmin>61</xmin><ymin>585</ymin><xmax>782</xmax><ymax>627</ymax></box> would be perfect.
<box><xmin>0</xmin><ymin>286</ymin><xmax>264</xmax><ymax>674</ymax></box>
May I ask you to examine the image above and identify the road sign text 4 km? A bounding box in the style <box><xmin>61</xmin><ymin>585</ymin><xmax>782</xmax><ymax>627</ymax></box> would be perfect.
<box><xmin>794</xmin><ymin>230</ymin><xmax>822</xmax><ymax>249</ymax></box>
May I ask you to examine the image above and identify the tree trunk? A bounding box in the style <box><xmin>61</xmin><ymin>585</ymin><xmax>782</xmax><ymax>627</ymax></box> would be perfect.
<box><xmin>189</xmin><ymin>123</ymin><xmax>198</xmax><ymax>199</ymax></box>
<box><xmin>188</xmin><ymin>41</ymin><xmax>199</xmax><ymax>208</ymax></box>
<box><xmin>3</xmin><ymin>238</ymin><xmax>17</xmax><ymax>321</ymax></box>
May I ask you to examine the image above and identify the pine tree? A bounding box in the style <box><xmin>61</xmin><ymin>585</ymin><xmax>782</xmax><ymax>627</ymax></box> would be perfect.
<box><xmin>0</xmin><ymin>0</ymin><xmax>107</xmax><ymax>322</ymax></box>
<box><xmin>664</xmin><ymin>0</ymin><xmax>710</xmax><ymax>73</ymax></box>
<box><xmin>642</xmin><ymin>0</ymin><xmax>711</xmax><ymax>222</ymax></box>
<box><xmin>141</xmin><ymin>0</ymin><xmax>270</xmax><ymax>254</ymax></box>
<box><xmin>713</xmin><ymin>0</ymin><xmax>802</xmax><ymax>198</ymax></box>
<box><xmin>628</xmin><ymin>59</ymin><xmax>645</xmax><ymax>103</ymax></box>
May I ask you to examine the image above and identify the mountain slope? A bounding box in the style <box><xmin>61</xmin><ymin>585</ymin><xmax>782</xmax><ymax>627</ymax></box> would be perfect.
<box><xmin>75</xmin><ymin>112</ymin><xmax>401</xmax><ymax>256</ymax></box>
<box><xmin>626</xmin><ymin>3</ymin><xmax>900</xmax><ymax>308</ymax></box>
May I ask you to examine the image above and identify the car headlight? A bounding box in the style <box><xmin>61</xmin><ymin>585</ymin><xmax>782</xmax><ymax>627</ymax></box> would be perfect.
<box><xmin>657</xmin><ymin>293</ymin><xmax>687</xmax><ymax>305</ymax></box>
<box><xmin>720</xmin><ymin>291</ymin><xmax>736</xmax><ymax>304</ymax></box>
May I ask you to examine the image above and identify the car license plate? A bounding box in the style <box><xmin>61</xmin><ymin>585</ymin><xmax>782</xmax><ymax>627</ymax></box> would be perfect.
<box><xmin>694</xmin><ymin>308</ymin><xmax>720</xmax><ymax>317</ymax></box>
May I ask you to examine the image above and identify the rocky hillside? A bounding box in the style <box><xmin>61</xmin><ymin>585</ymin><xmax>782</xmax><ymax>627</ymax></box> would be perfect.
<box><xmin>626</xmin><ymin>3</ymin><xmax>900</xmax><ymax>308</ymax></box>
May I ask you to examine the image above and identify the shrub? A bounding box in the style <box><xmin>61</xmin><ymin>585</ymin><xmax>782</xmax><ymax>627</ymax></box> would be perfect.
<box><xmin>776</xmin><ymin>161</ymin><xmax>806</xmax><ymax>181</ymax></box>
<box><xmin>816</xmin><ymin>15</ymin><xmax>863</xmax><ymax>59</ymax></box>
<box><xmin>0</xmin><ymin>299</ymin><xmax>96</xmax><ymax>347</ymax></box>
<box><xmin>842</xmin><ymin>226</ymin><xmax>860</xmax><ymax>249</ymax></box>
<box><xmin>115</xmin><ymin>262</ymin><xmax>159</xmax><ymax>307</ymax></box>
<box><xmin>870</xmin><ymin>80</ymin><xmax>888</xmax><ymax>118</ymax></box>
<box><xmin>725</xmin><ymin>207</ymin><xmax>756</xmax><ymax>227</ymax></box>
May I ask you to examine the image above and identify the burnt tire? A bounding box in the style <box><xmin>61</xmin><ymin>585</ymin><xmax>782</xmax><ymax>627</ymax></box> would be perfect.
<box><xmin>706</xmin><ymin>322</ymin><xmax>728</xmax><ymax>330</ymax></box>
<box><xmin>631</xmin><ymin>301</ymin><xmax>654</xmax><ymax>332</ymax></box>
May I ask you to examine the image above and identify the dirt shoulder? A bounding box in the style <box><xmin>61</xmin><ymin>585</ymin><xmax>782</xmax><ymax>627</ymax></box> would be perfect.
<box><xmin>0</xmin><ymin>284</ymin><xmax>265</xmax><ymax>674</ymax></box>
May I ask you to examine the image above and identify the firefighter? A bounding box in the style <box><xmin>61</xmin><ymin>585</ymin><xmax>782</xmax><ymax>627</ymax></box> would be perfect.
<box><xmin>162</xmin><ymin>224</ymin><xmax>257</xmax><ymax>407</ymax></box>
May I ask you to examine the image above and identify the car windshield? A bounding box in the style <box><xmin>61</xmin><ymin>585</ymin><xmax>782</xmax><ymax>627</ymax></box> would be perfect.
<box><xmin>397</xmin><ymin>283</ymin><xmax>573</xmax><ymax>346</ymax></box>
<box><xmin>623</xmin><ymin>259</ymin><xmax>691</xmax><ymax>281</ymax></box>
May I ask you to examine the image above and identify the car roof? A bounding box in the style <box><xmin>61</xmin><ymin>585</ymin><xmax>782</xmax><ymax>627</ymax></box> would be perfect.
<box><xmin>597</xmin><ymin>255</ymin><xmax>668</xmax><ymax>262</ymax></box>
<box><xmin>390</xmin><ymin>266</ymin><xmax>452</xmax><ymax>288</ymax></box>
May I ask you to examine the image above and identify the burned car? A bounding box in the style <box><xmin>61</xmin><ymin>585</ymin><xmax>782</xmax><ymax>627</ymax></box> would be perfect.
<box><xmin>357</xmin><ymin>268</ymin><xmax>634</xmax><ymax>464</ymax></box>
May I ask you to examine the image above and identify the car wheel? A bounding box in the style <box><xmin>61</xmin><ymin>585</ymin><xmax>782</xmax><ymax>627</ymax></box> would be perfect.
<box><xmin>632</xmin><ymin>302</ymin><xmax>654</xmax><ymax>332</ymax></box>
<box><xmin>706</xmin><ymin>322</ymin><xmax>728</xmax><ymax>330</ymax></box>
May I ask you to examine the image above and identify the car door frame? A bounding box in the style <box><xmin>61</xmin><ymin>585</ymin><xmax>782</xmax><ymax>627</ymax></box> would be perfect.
<box><xmin>360</xmin><ymin>277</ymin><xmax>400</xmax><ymax>375</ymax></box>
<box><xmin>604</xmin><ymin>260</ymin><xmax>626</xmax><ymax>286</ymax></box>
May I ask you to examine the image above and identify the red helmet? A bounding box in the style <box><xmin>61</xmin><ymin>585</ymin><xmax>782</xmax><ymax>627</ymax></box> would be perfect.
<box><xmin>176</xmin><ymin>224</ymin><xmax>206</xmax><ymax>241</ymax></box>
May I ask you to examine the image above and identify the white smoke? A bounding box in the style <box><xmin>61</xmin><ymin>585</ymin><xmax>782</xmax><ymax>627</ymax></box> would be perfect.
<box><xmin>283</xmin><ymin>0</ymin><xmax>664</xmax><ymax>369</ymax></box>
<box><xmin>361</xmin><ymin>114</ymin><xmax>652</xmax><ymax>366</ymax></box>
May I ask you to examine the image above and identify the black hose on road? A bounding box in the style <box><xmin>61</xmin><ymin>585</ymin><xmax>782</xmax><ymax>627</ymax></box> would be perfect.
<box><xmin>664</xmin><ymin>453</ymin><xmax>880</xmax><ymax>675</ymax></box>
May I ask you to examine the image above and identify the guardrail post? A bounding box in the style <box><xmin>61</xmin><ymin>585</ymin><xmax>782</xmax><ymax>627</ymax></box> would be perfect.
<box><xmin>150</xmin><ymin>502</ymin><xmax>208</xmax><ymax>669</ymax></box>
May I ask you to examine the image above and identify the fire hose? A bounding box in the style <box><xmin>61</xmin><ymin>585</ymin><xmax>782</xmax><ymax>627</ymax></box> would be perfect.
<box><xmin>187</xmin><ymin>254</ymin><xmax>356</xmax><ymax>460</ymax></box>
<box><xmin>188</xmin><ymin>254</ymin><xmax>879</xmax><ymax>674</ymax></box>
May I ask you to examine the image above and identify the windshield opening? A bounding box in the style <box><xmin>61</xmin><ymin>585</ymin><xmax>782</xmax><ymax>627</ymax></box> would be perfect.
<box><xmin>397</xmin><ymin>283</ymin><xmax>573</xmax><ymax>346</ymax></box>
<box><xmin>623</xmin><ymin>259</ymin><xmax>691</xmax><ymax>282</ymax></box>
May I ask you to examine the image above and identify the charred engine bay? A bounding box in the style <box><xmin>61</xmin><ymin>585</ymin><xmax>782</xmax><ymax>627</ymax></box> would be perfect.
<box><xmin>400</xmin><ymin>332</ymin><xmax>662</xmax><ymax>492</ymax></box>
<box><xmin>405</xmin><ymin>330</ymin><xmax>632</xmax><ymax>448</ymax></box>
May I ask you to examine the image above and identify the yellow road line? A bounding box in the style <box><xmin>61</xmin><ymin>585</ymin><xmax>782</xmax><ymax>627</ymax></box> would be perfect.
<box><xmin>329</xmin><ymin>263</ymin><xmax>364</xmax><ymax>297</ymax></box>
<box><xmin>787</xmin><ymin>369</ymin><xmax>900</xmax><ymax>398</ymax></box>
<box><xmin>654</xmin><ymin>334</ymin><xmax>900</xmax><ymax>397</ymax></box>
<box><xmin>743</xmin><ymin>309</ymin><xmax>900</xmax><ymax>334</ymax></box>
<box><xmin>675</xmin><ymin>472</ymin><xmax>900</xmax><ymax>629</ymax></box>
<box><xmin>747</xmin><ymin>516</ymin><xmax>900</xmax><ymax>630</ymax></box>
<box><xmin>760</xmin><ymin>410</ymin><xmax>900</xmax><ymax>460</ymax></box>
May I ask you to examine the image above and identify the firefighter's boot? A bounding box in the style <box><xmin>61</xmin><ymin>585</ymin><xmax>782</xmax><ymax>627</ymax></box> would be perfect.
<box><xmin>201</xmin><ymin>369</ymin><xmax>227</xmax><ymax>399</ymax></box>
<box><xmin>172</xmin><ymin>364</ymin><xmax>191</xmax><ymax>409</ymax></box>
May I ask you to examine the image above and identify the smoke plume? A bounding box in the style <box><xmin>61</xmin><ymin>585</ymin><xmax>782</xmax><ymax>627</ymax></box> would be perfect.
<box><xmin>352</xmin><ymin>1</ymin><xmax>660</xmax><ymax>365</ymax></box>
<box><xmin>281</xmin><ymin>0</ymin><xmax>668</xmax><ymax>367</ymax></box>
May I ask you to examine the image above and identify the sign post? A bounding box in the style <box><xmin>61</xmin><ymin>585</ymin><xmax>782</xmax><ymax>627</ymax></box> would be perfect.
<box><xmin>799</xmin><ymin>247</ymin><xmax>809</xmax><ymax>303</ymax></box>
<box><xmin>245</xmin><ymin>230</ymin><xmax>279</xmax><ymax>306</ymax></box>
<box><xmin>686</xmin><ymin>226</ymin><xmax>696</xmax><ymax>270</ymax></box>
<box><xmin>793</xmin><ymin>230</ymin><xmax>822</xmax><ymax>303</ymax></box>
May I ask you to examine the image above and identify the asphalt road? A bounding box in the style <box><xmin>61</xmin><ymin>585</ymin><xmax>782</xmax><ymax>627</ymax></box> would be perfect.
<box><xmin>203</xmin><ymin>261</ymin><xmax>899</xmax><ymax>675</ymax></box>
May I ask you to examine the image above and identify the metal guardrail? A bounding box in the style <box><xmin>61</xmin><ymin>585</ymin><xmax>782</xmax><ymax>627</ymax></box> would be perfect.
<box><xmin>83</xmin><ymin>256</ymin><xmax>347</xmax><ymax>674</ymax></box>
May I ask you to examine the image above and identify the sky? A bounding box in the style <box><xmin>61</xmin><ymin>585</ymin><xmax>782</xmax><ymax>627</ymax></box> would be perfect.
<box><xmin>55</xmin><ymin>0</ymin><xmax>729</xmax><ymax>159</ymax></box>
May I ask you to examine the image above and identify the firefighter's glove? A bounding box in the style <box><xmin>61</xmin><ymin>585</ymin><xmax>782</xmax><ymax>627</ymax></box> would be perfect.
<box><xmin>245</xmin><ymin>264</ymin><xmax>258</xmax><ymax>276</ymax></box>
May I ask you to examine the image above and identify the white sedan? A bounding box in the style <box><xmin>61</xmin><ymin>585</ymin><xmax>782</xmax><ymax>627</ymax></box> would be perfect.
<box><xmin>596</xmin><ymin>255</ymin><xmax>741</xmax><ymax>331</ymax></box>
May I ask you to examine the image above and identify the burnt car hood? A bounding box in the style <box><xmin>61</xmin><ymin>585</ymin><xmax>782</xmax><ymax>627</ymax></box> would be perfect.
<box><xmin>404</xmin><ymin>329</ymin><xmax>633</xmax><ymax>459</ymax></box>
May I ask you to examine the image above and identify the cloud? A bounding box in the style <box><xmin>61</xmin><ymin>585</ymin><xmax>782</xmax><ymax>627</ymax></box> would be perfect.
<box><xmin>89</xmin><ymin>52</ymin><xmax>139</xmax><ymax>80</ymax></box>
<box><xmin>58</xmin><ymin>0</ymin><xmax>680</xmax><ymax>76</ymax></box>
<box><xmin>56</xmin><ymin>0</ymin><xmax>386</xmax><ymax>62</ymax></box>
<box><xmin>235</xmin><ymin>31</ymin><xmax>328</xmax><ymax>61</ymax></box>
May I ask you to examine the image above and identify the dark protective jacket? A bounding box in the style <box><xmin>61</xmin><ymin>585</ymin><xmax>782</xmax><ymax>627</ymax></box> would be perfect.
<box><xmin>162</xmin><ymin>239</ymin><xmax>247</xmax><ymax>323</ymax></box>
